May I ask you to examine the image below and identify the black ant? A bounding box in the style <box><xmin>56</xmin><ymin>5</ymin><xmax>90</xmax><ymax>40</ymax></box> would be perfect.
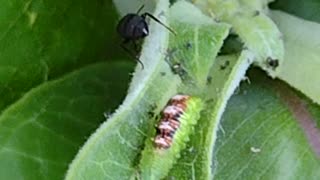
<box><xmin>116</xmin><ymin>5</ymin><xmax>176</xmax><ymax>69</ymax></box>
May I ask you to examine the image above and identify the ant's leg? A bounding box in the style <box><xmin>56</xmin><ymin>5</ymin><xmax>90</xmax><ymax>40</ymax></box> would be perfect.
<box><xmin>142</xmin><ymin>13</ymin><xmax>176</xmax><ymax>35</ymax></box>
<box><xmin>120</xmin><ymin>40</ymin><xmax>144</xmax><ymax>69</ymax></box>
<box><xmin>132</xmin><ymin>40</ymin><xmax>141</xmax><ymax>53</ymax></box>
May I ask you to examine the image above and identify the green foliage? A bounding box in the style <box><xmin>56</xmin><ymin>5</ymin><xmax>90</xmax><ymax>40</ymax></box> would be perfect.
<box><xmin>214</xmin><ymin>68</ymin><xmax>320</xmax><ymax>179</ymax></box>
<box><xmin>0</xmin><ymin>0</ymin><xmax>319</xmax><ymax>179</ymax></box>
<box><xmin>0</xmin><ymin>62</ymin><xmax>132</xmax><ymax>180</ymax></box>
<box><xmin>270</xmin><ymin>0</ymin><xmax>320</xmax><ymax>22</ymax></box>
<box><xmin>0</xmin><ymin>0</ymin><xmax>119</xmax><ymax>111</ymax></box>
<box><xmin>271</xmin><ymin>10</ymin><xmax>320</xmax><ymax>106</ymax></box>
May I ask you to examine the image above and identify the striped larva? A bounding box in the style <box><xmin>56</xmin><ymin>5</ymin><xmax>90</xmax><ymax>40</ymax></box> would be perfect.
<box><xmin>139</xmin><ymin>95</ymin><xmax>204</xmax><ymax>179</ymax></box>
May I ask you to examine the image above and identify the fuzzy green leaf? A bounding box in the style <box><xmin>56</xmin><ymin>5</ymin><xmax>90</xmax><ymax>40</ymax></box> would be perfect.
<box><xmin>67</xmin><ymin>1</ymin><xmax>233</xmax><ymax>179</ymax></box>
<box><xmin>66</xmin><ymin>1</ymin><xmax>181</xmax><ymax>179</ymax></box>
<box><xmin>167</xmin><ymin>1</ymin><xmax>231</xmax><ymax>90</ymax></box>
<box><xmin>168</xmin><ymin>50</ymin><xmax>254</xmax><ymax>179</ymax></box>
<box><xmin>193</xmin><ymin>0</ymin><xmax>284</xmax><ymax>77</ymax></box>
<box><xmin>136</xmin><ymin>1</ymin><xmax>232</xmax><ymax>179</ymax></box>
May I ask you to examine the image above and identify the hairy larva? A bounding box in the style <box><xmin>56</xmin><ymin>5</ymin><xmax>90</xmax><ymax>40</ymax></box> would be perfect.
<box><xmin>154</xmin><ymin>95</ymin><xmax>189</xmax><ymax>149</ymax></box>
<box><xmin>139</xmin><ymin>95</ymin><xmax>204</xmax><ymax>179</ymax></box>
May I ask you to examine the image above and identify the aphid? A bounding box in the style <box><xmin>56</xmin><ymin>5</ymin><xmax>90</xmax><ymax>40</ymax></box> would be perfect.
<box><xmin>207</xmin><ymin>76</ymin><xmax>212</xmax><ymax>85</ymax></box>
<box><xmin>253</xmin><ymin>10</ymin><xmax>260</xmax><ymax>17</ymax></box>
<box><xmin>220</xmin><ymin>60</ymin><xmax>230</xmax><ymax>70</ymax></box>
<box><xmin>154</xmin><ymin>95</ymin><xmax>190</xmax><ymax>149</ymax></box>
<box><xmin>267</xmin><ymin>57</ymin><xmax>279</xmax><ymax>69</ymax></box>
<box><xmin>171</xmin><ymin>63</ymin><xmax>187</xmax><ymax>77</ymax></box>
<box><xmin>117</xmin><ymin>5</ymin><xmax>175</xmax><ymax>68</ymax></box>
<box><xmin>185</xmin><ymin>42</ymin><xmax>192</xmax><ymax>49</ymax></box>
<box><xmin>165</xmin><ymin>47</ymin><xmax>178</xmax><ymax>62</ymax></box>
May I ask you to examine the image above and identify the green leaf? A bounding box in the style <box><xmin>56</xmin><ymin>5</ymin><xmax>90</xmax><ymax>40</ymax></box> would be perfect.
<box><xmin>66</xmin><ymin>1</ymin><xmax>180</xmax><ymax>179</ymax></box>
<box><xmin>226</xmin><ymin>13</ymin><xmax>284</xmax><ymax>77</ymax></box>
<box><xmin>168</xmin><ymin>50</ymin><xmax>254</xmax><ymax>179</ymax></box>
<box><xmin>4</xmin><ymin>0</ymin><xmax>315</xmax><ymax>179</ymax></box>
<box><xmin>67</xmin><ymin>1</ymin><xmax>232</xmax><ymax>179</ymax></box>
<box><xmin>0</xmin><ymin>0</ymin><xmax>119</xmax><ymax>111</ymax></box>
<box><xmin>167</xmin><ymin>1</ymin><xmax>231</xmax><ymax>89</ymax></box>
<box><xmin>193</xmin><ymin>0</ymin><xmax>284</xmax><ymax>77</ymax></box>
<box><xmin>0</xmin><ymin>61</ymin><xmax>132</xmax><ymax>180</ymax></box>
<box><xmin>213</xmin><ymin>68</ymin><xmax>320</xmax><ymax>179</ymax></box>
<box><xmin>138</xmin><ymin>1</ymin><xmax>232</xmax><ymax>178</ymax></box>
<box><xmin>270</xmin><ymin>0</ymin><xmax>320</xmax><ymax>23</ymax></box>
<box><xmin>270</xmin><ymin>10</ymin><xmax>320</xmax><ymax>105</ymax></box>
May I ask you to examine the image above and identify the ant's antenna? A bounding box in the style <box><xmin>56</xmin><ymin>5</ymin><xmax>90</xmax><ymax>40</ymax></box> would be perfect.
<box><xmin>136</xmin><ymin>4</ymin><xmax>145</xmax><ymax>14</ymax></box>
<box><xmin>142</xmin><ymin>13</ymin><xmax>177</xmax><ymax>35</ymax></box>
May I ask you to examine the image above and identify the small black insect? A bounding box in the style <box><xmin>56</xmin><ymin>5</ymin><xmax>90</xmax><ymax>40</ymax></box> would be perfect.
<box><xmin>220</xmin><ymin>60</ymin><xmax>230</xmax><ymax>70</ymax></box>
<box><xmin>267</xmin><ymin>57</ymin><xmax>279</xmax><ymax>69</ymax></box>
<box><xmin>185</xmin><ymin>42</ymin><xmax>192</xmax><ymax>50</ymax></box>
<box><xmin>117</xmin><ymin>5</ymin><xmax>175</xmax><ymax>69</ymax></box>
<box><xmin>206</xmin><ymin>76</ymin><xmax>212</xmax><ymax>85</ymax></box>
<box><xmin>253</xmin><ymin>10</ymin><xmax>260</xmax><ymax>17</ymax></box>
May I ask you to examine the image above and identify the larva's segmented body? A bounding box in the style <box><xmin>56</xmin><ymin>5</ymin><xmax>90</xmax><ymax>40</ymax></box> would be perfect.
<box><xmin>154</xmin><ymin>95</ymin><xmax>190</xmax><ymax>149</ymax></box>
<box><xmin>140</xmin><ymin>94</ymin><xmax>204</xmax><ymax>179</ymax></box>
